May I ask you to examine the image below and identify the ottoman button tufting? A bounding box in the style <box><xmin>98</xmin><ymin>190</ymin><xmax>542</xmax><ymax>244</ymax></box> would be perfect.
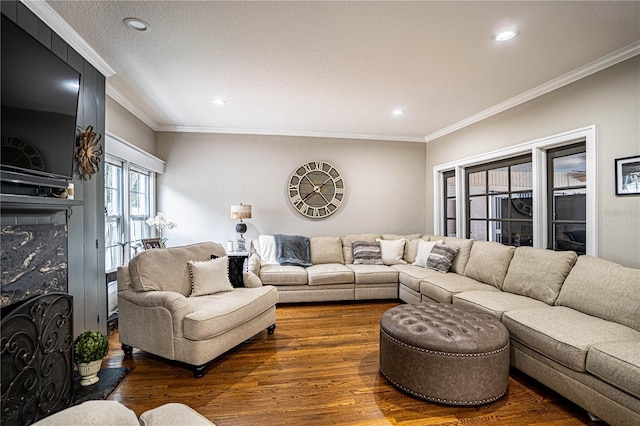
<box><xmin>379</xmin><ymin>302</ymin><xmax>510</xmax><ymax>406</ymax></box>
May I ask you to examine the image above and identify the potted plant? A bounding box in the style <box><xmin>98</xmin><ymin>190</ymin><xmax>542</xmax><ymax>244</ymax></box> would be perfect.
<box><xmin>73</xmin><ymin>330</ymin><xmax>109</xmax><ymax>386</ymax></box>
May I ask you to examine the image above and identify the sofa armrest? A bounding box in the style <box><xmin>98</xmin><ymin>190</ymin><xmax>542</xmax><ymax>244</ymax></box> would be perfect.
<box><xmin>243</xmin><ymin>271</ymin><xmax>263</xmax><ymax>288</ymax></box>
<box><xmin>248</xmin><ymin>252</ymin><xmax>262</xmax><ymax>275</ymax></box>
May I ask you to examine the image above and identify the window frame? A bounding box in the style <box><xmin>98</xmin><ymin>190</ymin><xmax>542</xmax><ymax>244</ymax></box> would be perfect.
<box><xmin>433</xmin><ymin>125</ymin><xmax>597</xmax><ymax>256</ymax></box>
<box><xmin>104</xmin><ymin>154</ymin><xmax>156</xmax><ymax>272</ymax></box>
<box><xmin>464</xmin><ymin>154</ymin><xmax>534</xmax><ymax>246</ymax></box>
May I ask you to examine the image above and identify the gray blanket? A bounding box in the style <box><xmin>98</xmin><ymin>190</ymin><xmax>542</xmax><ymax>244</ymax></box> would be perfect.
<box><xmin>274</xmin><ymin>234</ymin><xmax>311</xmax><ymax>267</ymax></box>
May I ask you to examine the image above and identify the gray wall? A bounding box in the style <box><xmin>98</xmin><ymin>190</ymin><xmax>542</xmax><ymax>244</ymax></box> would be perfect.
<box><xmin>106</xmin><ymin>96</ymin><xmax>156</xmax><ymax>155</ymax></box>
<box><xmin>426</xmin><ymin>56</ymin><xmax>640</xmax><ymax>268</ymax></box>
<box><xmin>155</xmin><ymin>133</ymin><xmax>427</xmax><ymax>246</ymax></box>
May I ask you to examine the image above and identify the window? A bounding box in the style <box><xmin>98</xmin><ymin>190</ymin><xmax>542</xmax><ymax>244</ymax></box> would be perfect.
<box><xmin>547</xmin><ymin>143</ymin><xmax>586</xmax><ymax>254</ymax></box>
<box><xmin>466</xmin><ymin>155</ymin><xmax>533</xmax><ymax>247</ymax></box>
<box><xmin>105</xmin><ymin>161</ymin><xmax>123</xmax><ymax>270</ymax></box>
<box><xmin>434</xmin><ymin>126</ymin><xmax>596</xmax><ymax>256</ymax></box>
<box><xmin>443</xmin><ymin>170</ymin><xmax>456</xmax><ymax>237</ymax></box>
<box><xmin>104</xmin><ymin>156</ymin><xmax>154</xmax><ymax>271</ymax></box>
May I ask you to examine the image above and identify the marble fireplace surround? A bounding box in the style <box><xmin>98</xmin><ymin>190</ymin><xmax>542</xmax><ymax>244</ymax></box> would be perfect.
<box><xmin>1</xmin><ymin>222</ymin><xmax>68</xmax><ymax>308</ymax></box>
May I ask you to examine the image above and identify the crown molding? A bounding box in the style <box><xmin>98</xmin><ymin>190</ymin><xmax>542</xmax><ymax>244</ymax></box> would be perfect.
<box><xmin>20</xmin><ymin>0</ymin><xmax>116</xmax><ymax>77</ymax></box>
<box><xmin>155</xmin><ymin>125</ymin><xmax>426</xmax><ymax>143</ymax></box>
<box><xmin>424</xmin><ymin>40</ymin><xmax>640</xmax><ymax>142</ymax></box>
<box><xmin>106</xmin><ymin>85</ymin><xmax>160</xmax><ymax>131</ymax></box>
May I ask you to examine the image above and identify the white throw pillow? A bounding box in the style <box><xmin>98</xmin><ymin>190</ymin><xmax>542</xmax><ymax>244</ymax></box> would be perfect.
<box><xmin>187</xmin><ymin>256</ymin><xmax>234</xmax><ymax>297</ymax></box>
<box><xmin>412</xmin><ymin>239</ymin><xmax>443</xmax><ymax>267</ymax></box>
<box><xmin>257</xmin><ymin>235</ymin><xmax>278</xmax><ymax>265</ymax></box>
<box><xmin>376</xmin><ymin>238</ymin><xmax>407</xmax><ymax>265</ymax></box>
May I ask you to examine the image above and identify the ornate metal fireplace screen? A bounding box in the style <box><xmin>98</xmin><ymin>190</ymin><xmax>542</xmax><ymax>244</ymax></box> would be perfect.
<box><xmin>1</xmin><ymin>293</ymin><xmax>73</xmax><ymax>426</ymax></box>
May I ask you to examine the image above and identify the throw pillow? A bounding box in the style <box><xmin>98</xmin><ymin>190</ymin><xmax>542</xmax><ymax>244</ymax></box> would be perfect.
<box><xmin>187</xmin><ymin>256</ymin><xmax>234</xmax><ymax>297</ymax></box>
<box><xmin>352</xmin><ymin>241</ymin><xmax>384</xmax><ymax>265</ymax></box>
<box><xmin>412</xmin><ymin>239</ymin><xmax>443</xmax><ymax>267</ymax></box>
<box><xmin>376</xmin><ymin>238</ymin><xmax>407</xmax><ymax>265</ymax></box>
<box><xmin>257</xmin><ymin>235</ymin><xmax>278</xmax><ymax>265</ymax></box>
<box><xmin>426</xmin><ymin>243</ymin><xmax>459</xmax><ymax>273</ymax></box>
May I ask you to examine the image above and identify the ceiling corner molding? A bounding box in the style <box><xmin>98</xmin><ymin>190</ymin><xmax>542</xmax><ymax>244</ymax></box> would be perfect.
<box><xmin>106</xmin><ymin>85</ymin><xmax>159</xmax><ymax>131</ymax></box>
<box><xmin>424</xmin><ymin>40</ymin><xmax>640</xmax><ymax>143</ymax></box>
<box><xmin>155</xmin><ymin>125</ymin><xmax>426</xmax><ymax>143</ymax></box>
<box><xmin>20</xmin><ymin>0</ymin><xmax>116</xmax><ymax>77</ymax></box>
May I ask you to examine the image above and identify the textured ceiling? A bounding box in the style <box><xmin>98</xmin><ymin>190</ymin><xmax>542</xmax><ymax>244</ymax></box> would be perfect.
<box><xmin>44</xmin><ymin>1</ymin><xmax>640</xmax><ymax>142</ymax></box>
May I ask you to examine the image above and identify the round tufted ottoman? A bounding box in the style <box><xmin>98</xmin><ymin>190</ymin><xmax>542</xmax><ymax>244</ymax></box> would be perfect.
<box><xmin>379</xmin><ymin>302</ymin><xmax>510</xmax><ymax>405</ymax></box>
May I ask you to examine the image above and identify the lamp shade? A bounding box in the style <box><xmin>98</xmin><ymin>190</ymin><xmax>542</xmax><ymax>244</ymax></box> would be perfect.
<box><xmin>230</xmin><ymin>204</ymin><xmax>252</xmax><ymax>220</ymax></box>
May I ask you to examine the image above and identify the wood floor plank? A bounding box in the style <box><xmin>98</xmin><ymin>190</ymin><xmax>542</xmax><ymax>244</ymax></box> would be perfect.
<box><xmin>104</xmin><ymin>301</ymin><xmax>600</xmax><ymax>425</ymax></box>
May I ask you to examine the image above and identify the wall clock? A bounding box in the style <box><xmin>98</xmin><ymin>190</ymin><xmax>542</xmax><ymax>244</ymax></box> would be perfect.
<box><xmin>511</xmin><ymin>196</ymin><xmax>533</xmax><ymax>216</ymax></box>
<box><xmin>288</xmin><ymin>161</ymin><xmax>345</xmax><ymax>219</ymax></box>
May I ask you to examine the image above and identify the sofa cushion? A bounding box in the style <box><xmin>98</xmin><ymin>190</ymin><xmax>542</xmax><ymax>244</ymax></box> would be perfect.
<box><xmin>128</xmin><ymin>242</ymin><xmax>226</xmax><ymax>296</ymax></box>
<box><xmin>382</xmin><ymin>233</ymin><xmax>422</xmax><ymax>241</ymax></box>
<box><xmin>420</xmin><ymin>272</ymin><xmax>499</xmax><ymax>304</ymax></box>
<box><xmin>453</xmin><ymin>290</ymin><xmax>549</xmax><ymax>320</ymax></box>
<box><xmin>184</xmin><ymin>286</ymin><xmax>278</xmax><ymax>340</ymax></box>
<box><xmin>352</xmin><ymin>241</ymin><xmax>384</xmax><ymax>265</ymax></box>
<box><xmin>463</xmin><ymin>241</ymin><xmax>515</xmax><ymax>289</ymax></box>
<box><xmin>187</xmin><ymin>257</ymin><xmax>234</xmax><ymax>297</ymax></box>
<box><xmin>442</xmin><ymin>237</ymin><xmax>474</xmax><ymax>274</ymax></box>
<box><xmin>412</xmin><ymin>239</ymin><xmax>442</xmax><ymax>267</ymax></box>
<box><xmin>310</xmin><ymin>236</ymin><xmax>345</xmax><ymax>265</ymax></box>
<box><xmin>403</xmin><ymin>237</ymin><xmax>430</xmax><ymax>264</ymax></box>
<box><xmin>32</xmin><ymin>401</ymin><xmax>139</xmax><ymax>426</ymax></box>
<box><xmin>307</xmin><ymin>264</ymin><xmax>354</xmax><ymax>286</ymax></box>
<box><xmin>259</xmin><ymin>264</ymin><xmax>307</xmax><ymax>285</ymax></box>
<box><xmin>396</xmin><ymin>265</ymin><xmax>437</xmax><ymax>292</ymax></box>
<box><xmin>347</xmin><ymin>264</ymin><xmax>399</xmax><ymax>284</ymax></box>
<box><xmin>139</xmin><ymin>403</ymin><xmax>216</xmax><ymax>426</ymax></box>
<box><xmin>503</xmin><ymin>307</ymin><xmax>640</xmax><ymax>372</ymax></box>
<box><xmin>556</xmin><ymin>255</ymin><xmax>640</xmax><ymax>331</ymax></box>
<box><xmin>425</xmin><ymin>242</ymin><xmax>458</xmax><ymax>273</ymax></box>
<box><xmin>377</xmin><ymin>238</ymin><xmax>407</xmax><ymax>265</ymax></box>
<box><xmin>586</xmin><ymin>341</ymin><xmax>640</xmax><ymax>399</ymax></box>
<box><xmin>342</xmin><ymin>234</ymin><xmax>380</xmax><ymax>264</ymax></box>
<box><xmin>502</xmin><ymin>247</ymin><xmax>577</xmax><ymax>304</ymax></box>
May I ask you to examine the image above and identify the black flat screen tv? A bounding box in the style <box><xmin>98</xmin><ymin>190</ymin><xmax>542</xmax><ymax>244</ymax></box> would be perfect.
<box><xmin>1</xmin><ymin>14</ymin><xmax>81</xmax><ymax>189</ymax></box>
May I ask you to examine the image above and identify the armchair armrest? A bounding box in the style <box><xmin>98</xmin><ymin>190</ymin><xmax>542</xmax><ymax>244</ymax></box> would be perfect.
<box><xmin>118</xmin><ymin>288</ymin><xmax>192</xmax><ymax>333</ymax></box>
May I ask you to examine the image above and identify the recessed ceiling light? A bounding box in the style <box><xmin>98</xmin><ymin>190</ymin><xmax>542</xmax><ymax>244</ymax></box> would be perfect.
<box><xmin>123</xmin><ymin>18</ymin><xmax>149</xmax><ymax>31</ymax></box>
<box><xmin>392</xmin><ymin>109</ymin><xmax>405</xmax><ymax>116</ymax></box>
<box><xmin>495</xmin><ymin>29</ymin><xmax>517</xmax><ymax>42</ymax></box>
<box><xmin>212</xmin><ymin>99</ymin><xmax>227</xmax><ymax>105</ymax></box>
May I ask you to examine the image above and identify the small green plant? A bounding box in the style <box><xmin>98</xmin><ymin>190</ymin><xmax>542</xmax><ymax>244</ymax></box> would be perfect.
<box><xmin>73</xmin><ymin>330</ymin><xmax>109</xmax><ymax>364</ymax></box>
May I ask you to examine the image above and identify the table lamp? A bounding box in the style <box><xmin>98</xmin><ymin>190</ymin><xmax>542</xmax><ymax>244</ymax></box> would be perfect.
<box><xmin>230</xmin><ymin>203</ymin><xmax>251</xmax><ymax>252</ymax></box>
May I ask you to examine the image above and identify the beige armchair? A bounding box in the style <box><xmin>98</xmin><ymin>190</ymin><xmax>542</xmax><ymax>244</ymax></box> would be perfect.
<box><xmin>117</xmin><ymin>242</ymin><xmax>278</xmax><ymax>377</ymax></box>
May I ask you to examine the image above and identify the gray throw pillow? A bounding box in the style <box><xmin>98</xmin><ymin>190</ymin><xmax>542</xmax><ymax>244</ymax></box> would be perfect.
<box><xmin>426</xmin><ymin>243</ymin><xmax>459</xmax><ymax>273</ymax></box>
<box><xmin>352</xmin><ymin>241</ymin><xmax>384</xmax><ymax>265</ymax></box>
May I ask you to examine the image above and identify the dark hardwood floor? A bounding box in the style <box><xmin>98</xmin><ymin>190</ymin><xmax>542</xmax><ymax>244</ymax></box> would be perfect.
<box><xmin>104</xmin><ymin>301</ymin><xmax>601</xmax><ymax>425</ymax></box>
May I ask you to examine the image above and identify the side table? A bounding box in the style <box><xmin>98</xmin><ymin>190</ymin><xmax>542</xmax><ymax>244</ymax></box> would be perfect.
<box><xmin>227</xmin><ymin>251</ymin><xmax>249</xmax><ymax>287</ymax></box>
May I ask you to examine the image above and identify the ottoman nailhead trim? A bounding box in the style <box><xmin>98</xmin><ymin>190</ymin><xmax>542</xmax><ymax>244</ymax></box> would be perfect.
<box><xmin>379</xmin><ymin>369</ymin><xmax>507</xmax><ymax>406</ymax></box>
<box><xmin>381</xmin><ymin>329</ymin><xmax>509</xmax><ymax>357</ymax></box>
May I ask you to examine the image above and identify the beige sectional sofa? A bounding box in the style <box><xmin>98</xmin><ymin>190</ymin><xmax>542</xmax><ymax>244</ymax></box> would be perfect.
<box><xmin>247</xmin><ymin>233</ymin><xmax>640</xmax><ymax>426</ymax></box>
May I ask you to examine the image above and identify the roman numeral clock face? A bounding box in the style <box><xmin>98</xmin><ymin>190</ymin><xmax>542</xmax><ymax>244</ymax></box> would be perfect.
<box><xmin>288</xmin><ymin>161</ymin><xmax>345</xmax><ymax>219</ymax></box>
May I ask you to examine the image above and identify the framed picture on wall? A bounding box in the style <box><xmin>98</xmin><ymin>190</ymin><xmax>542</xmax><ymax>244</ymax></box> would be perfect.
<box><xmin>615</xmin><ymin>156</ymin><xmax>640</xmax><ymax>196</ymax></box>
<box><xmin>142</xmin><ymin>238</ymin><xmax>164</xmax><ymax>250</ymax></box>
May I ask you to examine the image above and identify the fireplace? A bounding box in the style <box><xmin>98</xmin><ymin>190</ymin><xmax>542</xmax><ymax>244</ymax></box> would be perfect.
<box><xmin>1</xmin><ymin>293</ymin><xmax>74</xmax><ymax>425</ymax></box>
<box><xmin>1</xmin><ymin>212</ymin><xmax>74</xmax><ymax>425</ymax></box>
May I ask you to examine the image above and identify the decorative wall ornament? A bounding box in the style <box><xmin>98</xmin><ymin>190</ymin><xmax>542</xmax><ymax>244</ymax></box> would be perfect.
<box><xmin>74</xmin><ymin>125</ymin><xmax>103</xmax><ymax>180</ymax></box>
<box><xmin>288</xmin><ymin>161</ymin><xmax>345</xmax><ymax>219</ymax></box>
